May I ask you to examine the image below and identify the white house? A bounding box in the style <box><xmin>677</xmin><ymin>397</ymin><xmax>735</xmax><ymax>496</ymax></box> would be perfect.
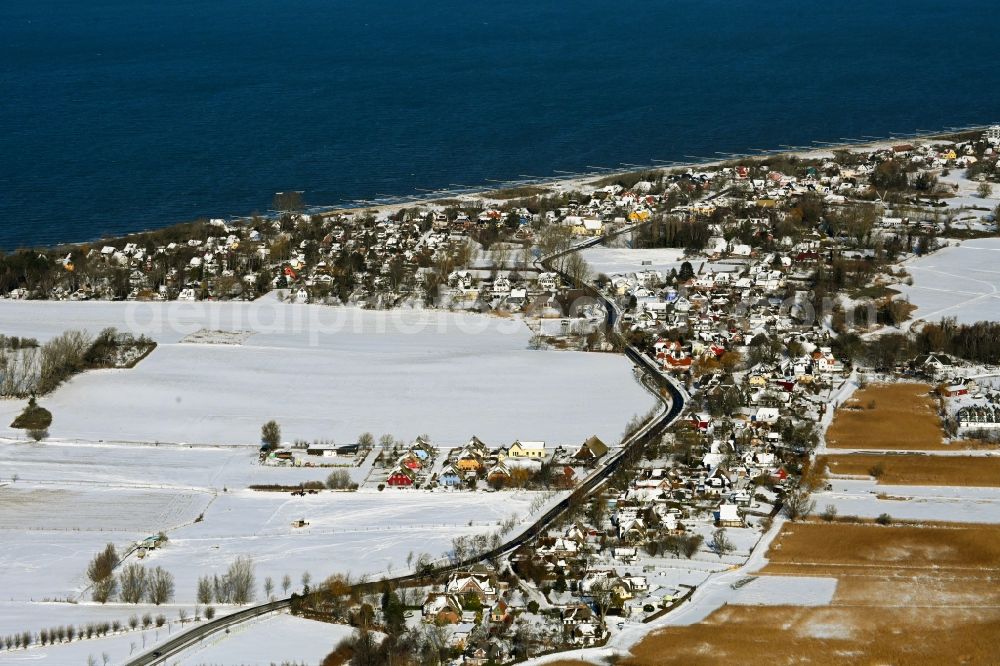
<box><xmin>506</xmin><ymin>440</ymin><xmax>545</xmax><ymax>459</ymax></box>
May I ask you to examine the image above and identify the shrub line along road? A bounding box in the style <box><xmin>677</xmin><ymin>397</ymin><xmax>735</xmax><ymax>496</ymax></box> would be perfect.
<box><xmin>127</xmin><ymin>228</ymin><xmax>687</xmax><ymax>666</ymax></box>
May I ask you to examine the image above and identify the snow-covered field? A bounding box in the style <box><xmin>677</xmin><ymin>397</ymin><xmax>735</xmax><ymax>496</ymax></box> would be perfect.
<box><xmin>899</xmin><ymin>238</ymin><xmax>1000</xmax><ymax>325</ymax></box>
<box><xmin>0</xmin><ymin>300</ymin><xmax>655</xmax><ymax>446</ymax></box>
<box><xmin>0</xmin><ymin>472</ymin><xmax>547</xmax><ymax>602</ymax></box>
<box><xmin>729</xmin><ymin>575</ymin><xmax>837</xmax><ymax>607</ymax></box>
<box><xmin>177</xmin><ymin>613</ymin><xmax>352</xmax><ymax>666</ymax></box>
<box><xmin>820</xmin><ymin>479</ymin><xmax>1000</xmax><ymax>523</ymax></box>
<box><xmin>938</xmin><ymin>170</ymin><xmax>1000</xmax><ymax>230</ymax></box>
<box><xmin>0</xmin><ymin>446</ymin><xmax>552</xmax><ymax>662</ymax></box>
<box><xmin>0</xmin><ymin>301</ymin><xmax>640</xmax><ymax>662</ymax></box>
<box><xmin>579</xmin><ymin>247</ymin><xmax>688</xmax><ymax>276</ymax></box>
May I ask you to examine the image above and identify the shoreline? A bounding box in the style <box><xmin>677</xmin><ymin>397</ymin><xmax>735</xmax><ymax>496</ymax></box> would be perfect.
<box><xmin>13</xmin><ymin>124</ymin><xmax>992</xmax><ymax>254</ymax></box>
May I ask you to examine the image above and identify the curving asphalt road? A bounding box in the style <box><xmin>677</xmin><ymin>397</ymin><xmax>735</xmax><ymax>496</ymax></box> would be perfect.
<box><xmin>127</xmin><ymin>230</ymin><xmax>686</xmax><ymax>666</ymax></box>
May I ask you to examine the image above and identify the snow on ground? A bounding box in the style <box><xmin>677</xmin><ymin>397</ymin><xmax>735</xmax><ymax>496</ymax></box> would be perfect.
<box><xmin>729</xmin><ymin>575</ymin><xmax>837</xmax><ymax>607</ymax></box>
<box><xmin>0</xmin><ymin>603</ymin><xmax>229</xmax><ymax>666</ymax></box>
<box><xmin>579</xmin><ymin>247</ymin><xmax>688</xmax><ymax>276</ymax></box>
<box><xmin>526</xmin><ymin>516</ymin><xmax>791</xmax><ymax>666</ymax></box>
<box><xmin>177</xmin><ymin>613</ymin><xmax>352</xmax><ymax>666</ymax></box>
<box><xmin>0</xmin><ymin>301</ymin><xmax>655</xmax><ymax>446</ymax></box>
<box><xmin>0</xmin><ymin>484</ymin><xmax>545</xmax><ymax>605</ymax></box>
<box><xmin>938</xmin><ymin>169</ymin><xmax>1000</xmax><ymax>226</ymax></box>
<box><xmin>1</xmin><ymin>528</ymin><xmax>149</xmax><ymax>602</ymax></box>
<box><xmin>819</xmin><ymin>479</ymin><xmax>1000</xmax><ymax>524</ymax></box>
<box><xmin>0</xmin><ymin>483</ymin><xmax>210</xmax><ymax>532</ymax></box>
<box><xmin>0</xmin><ymin>433</ymin><xmax>557</xmax><ymax>661</ymax></box>
<box><xmin>0</xmin><ymin>441</ymin><xmax>367</xmax><ymax>488</ymax></box>
<box><xmin>149</xmin><ymin>489</ymin><xmax>546</xmax><ymax>603</ymax></box>
<box><xmin>898</xmin><ymin>238</ymin><xmax>1000</xmax><ymax>325</ymax></box>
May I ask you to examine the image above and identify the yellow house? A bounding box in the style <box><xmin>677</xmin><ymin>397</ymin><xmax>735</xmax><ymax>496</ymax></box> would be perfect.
<box><xmin>455</xmin><ymin>453</ymin><xmax>483</xmax><ymax>472</ymax></box>
<box><xmin>942</xmin><ymin>149</ymin><xmax>957</xmax><ymax>161</ymax></box>
<box><xmin>755</xmin><ymin>199</ymin><xmax>777</xmax><ymax>209</ymax></box>
<box><xmin>572</xmin><ymin>219</ymin><xmax>605</xmax><ymax>236</ymax></box>
<box><xmin>747</xmin><ymin>374</ymin><xmax>768</xmax><ymax>388</ymax></box>
<box><xmin>507</xmin><ymin>440</ymin><xmax>545</xmax><ymax>459</ymax></box>
<box><xmin>628</xmin><ymin>210</ymin><xmax>650</xmax><ymax>222</ymax></box>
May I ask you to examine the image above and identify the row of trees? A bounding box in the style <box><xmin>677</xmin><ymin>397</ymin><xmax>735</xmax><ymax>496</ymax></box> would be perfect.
<box><xmin>1</xmin><ymin>613</ymin><xmax>168</xmax><ymax>653</ymax></box>
<box><xmin>86</xmin><ymin>544</ymin><xmax>176</xmax><ymax>605</ymax></box>
<box><xmin>916</xmin><ymin>318</ymin><xmax>1000</xmax><ymax>365</ymax></box>
<box><xmin>195</xmin><ymin>557</ymin><xmax>257</xmax><ymax>605</ymax></box>
<box><xmin>0</xmin><ymin>327</ymin><xmax>153</xmax><ymax>398</ymax></box>
<box><xmin>118</xmin><ymin>563</ymin><xmax>175</xmax><ymax>604</ymax></box>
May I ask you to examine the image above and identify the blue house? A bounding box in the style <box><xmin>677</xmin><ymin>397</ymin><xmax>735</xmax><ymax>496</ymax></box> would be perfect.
<box><xmin>440</xmin><ymin>465</ymin><xmax>463</xmax><ymax>488</ymax></box>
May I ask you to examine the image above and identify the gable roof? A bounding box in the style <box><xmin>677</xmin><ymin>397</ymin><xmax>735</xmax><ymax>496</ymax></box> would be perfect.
<box><xmin>575</xmin><ymin>435</ymin><xmax>609</xmax><ymax>459</ymax></box>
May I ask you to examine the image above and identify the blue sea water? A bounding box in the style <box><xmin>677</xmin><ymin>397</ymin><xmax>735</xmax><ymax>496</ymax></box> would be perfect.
<box><xmin>1</xmin><ymin>0</ymin><xmax>998</xmax><ymax>250</ymax></box>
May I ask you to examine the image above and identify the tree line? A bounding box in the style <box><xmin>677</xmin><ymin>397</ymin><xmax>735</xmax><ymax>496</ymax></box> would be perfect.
<box><xmin>0</xmin><ymin>327</ymin><xmax>155</xmax><ymax>398</ymax></box>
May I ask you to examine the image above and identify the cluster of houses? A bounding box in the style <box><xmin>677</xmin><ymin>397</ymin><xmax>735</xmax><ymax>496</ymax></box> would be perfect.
<box><xmin>7</xmin><ymin>126</ymin><xmax>1000</xmax><ymax>306</ymax></box>
<box><xmin>382</xmin><ymin>437</ymin><xmax>439</xmax><ymax>487</ymax></box>
<box><xmin>420</xmin><ymin>563</ymin><xmax>611</xmax><ymax>657</ymax></box>
<box><xmin>382</xmin><ymin>436</ymin><xmax>611</xmax><ymax>491</ymax></box>
<box><xmin>263</xmin><ymin>442</ymin><xmax>365</xmax><ymax>467</ymax></box>
<box><xmin>443</xmin><ymin>269</ymin><xmax>559</xmax><ymax>311</ymax></box>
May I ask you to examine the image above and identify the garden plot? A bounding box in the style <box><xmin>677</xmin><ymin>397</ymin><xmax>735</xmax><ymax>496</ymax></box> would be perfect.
<box><xmin>0</xmin><ymin>301</ymin><xmax>655</xmax><ymax>446</ymax></box>
<box><xmin>898</xmin><ymin>238</ymin><xmax>1000</xmax><ymax>325</ymax></box>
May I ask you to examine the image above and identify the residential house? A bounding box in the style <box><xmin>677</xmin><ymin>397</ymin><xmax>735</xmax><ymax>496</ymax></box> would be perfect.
<box><xmin>506</xmin><ymin>440</ymin><xmax>545</xmax><ymax>459</ymax></box>
<box><xmin>446</xmin><ymin>572</ymin><xmax>498</xmax><ymax>603</ymax></box>
<box><xmin>422</xmin><ymin>593</ymin><xmax>462</xmax><ymax>624</ymax></box>
<box><xmin>440</xmin><ymin>464</ymin><xmax>463</xmax><ymax>488</ymax></box>
<box><xmin>386</xmin><ymin>467</ymin><xmax>415</xmax><ymax>487</ymax></box>
<box><xmin>574</xmin><ymin>435</ymin><xmax>609</xmax><ymax>464</ymax></box>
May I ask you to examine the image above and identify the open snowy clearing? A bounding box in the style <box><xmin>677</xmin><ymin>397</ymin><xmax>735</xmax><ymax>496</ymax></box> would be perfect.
<box><xmin>0</xmin><ymin>300</ymin><xmax>655</xmax><ymax>446</ymax></box>
<box><xmin>0</xmin><ymin>483</ymin><xmax>210</xmax><ymax>532</ymax></box>
<box><xmin>579</xmin><ymin>247</ymin><xmax>689</xmax><ymax>276</ymax></box>
<box><xmin>0</xmin><ymin>602</ymin><xmax>245</xmax><ymax>666</ymax></box>
<box><xmin>148</xmin><ymin>489</ymin><xmax>550</xmax><ymax>603</ymax></box>
<box><xmin>818</xmin><ymin>479</ymin><xmax>1000</xmax><ymax>523</ymax></box>
<box><xmin>898</xmin><ymin>238</ymin><xmax>1000</xmax><ymax>325</ymax></box>
<box><xmin>0</xmin><ymin>440</ymin><xmax>357</xmax><ymax>488</ymax></box>
<box><xmin>0</xmin><ymin>484</ymin><xmax>548</xmax><ymax>604</ymax></box>
<box><xmin>728</xmin><ymin>575</ymin><xmax>837</xmax><ymax>607</ymax></box>
<box><xmin>177</xmin><ymin>613</ymin><xmax>351</xmax><ymax>666</ymax></box>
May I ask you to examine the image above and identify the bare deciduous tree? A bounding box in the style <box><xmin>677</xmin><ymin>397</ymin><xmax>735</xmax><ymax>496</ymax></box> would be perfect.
<box><xmin>146</xmin><ymin>567</ymin><xmax>174</xmax><ymax>605</ymax></box>
<box><xmin>196</xmin><ymin>576</ymin><xmax>213</xmax><ymax>605</ymax></box>
<box><xmin>228</xmin><ymin>557</ymin><xmax>256</xmax><ymax>605</ymax></box>
<box><xmin>119</xmin><ymin>563</ymin><xmax>148</xmax><ymax>604</ymax></box>
<box><xmin>87</xmin><ymin>543</ymin><xmax>119</xmax><ymax>603</ymax></box>
<box><xmin>264</xmin><ymin>576</ymin><xmax>274</xmax><ymax>600</ymax></box>
<box><xmin>588</xmin><ymin>579</ymin><xmax>614</xmax><ymax>621</ymax></box>
<box><xmin>710</xmin><ymin>528</ymin><xmax>735</xmax><ymax>558</ymax></box>
<box><xmin>783</xmin><ymin>488</ymin><xmax>816</xmax><ymax>521</ymax></box>
<box><xmin>260</xmin><ymin>420</ymin><xmax>281</xmax><ymax>451</ymax></box>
